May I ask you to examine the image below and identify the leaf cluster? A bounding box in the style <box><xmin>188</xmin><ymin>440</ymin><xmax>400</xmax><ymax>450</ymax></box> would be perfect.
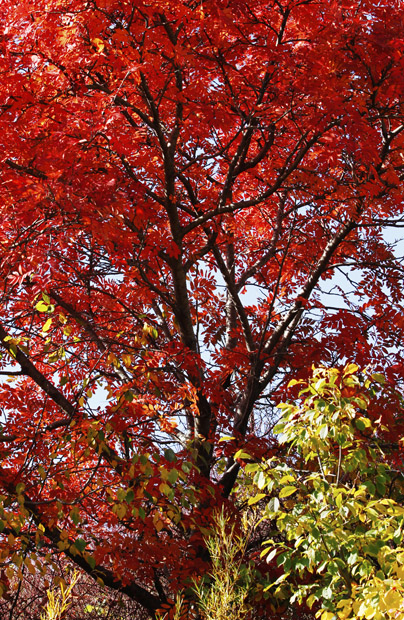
<box><xmin>247</xmin><ymin>366</ymin><xmax>404</xmax><ymax>620</ymax></box>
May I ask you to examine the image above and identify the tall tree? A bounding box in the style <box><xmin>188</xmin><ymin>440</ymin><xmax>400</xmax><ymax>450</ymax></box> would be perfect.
<box><xmin>0</xmin><ymin>0</ymin><xmax>404</xmax><ymax>616</ymax></box>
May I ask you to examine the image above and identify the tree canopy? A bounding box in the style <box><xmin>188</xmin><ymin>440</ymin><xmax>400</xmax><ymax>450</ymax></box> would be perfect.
<box><xmin>0</xmin><ymin>0</ymin><xmax>404</xmax><ymax>617</ymax></box>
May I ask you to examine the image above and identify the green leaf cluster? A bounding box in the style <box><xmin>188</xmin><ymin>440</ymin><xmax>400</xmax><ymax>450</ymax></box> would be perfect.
<box><xmin>248</xmin><ymin>365</ymin><xmax>404</xmax><ymax>620</ymax></box>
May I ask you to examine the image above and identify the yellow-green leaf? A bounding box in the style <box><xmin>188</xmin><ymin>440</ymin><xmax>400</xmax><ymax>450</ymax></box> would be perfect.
<box><xmin>35</xmin><ymin>301</ymin><xmax>49</xmax><ymax>312</ymax></box>
<box><xmin>248</xmin><ymin>493</ymin><xmax>266</xmax><ymax>505</ymax></box>
<box><xmin>279</xmin><ymin>486</ymin><xmax>298</xmax><ymax>498</ymax></box>
<box><xmin>42</xmin><ymin>317</ymin><xmax>52</xmax><ymax>332</ymax></box>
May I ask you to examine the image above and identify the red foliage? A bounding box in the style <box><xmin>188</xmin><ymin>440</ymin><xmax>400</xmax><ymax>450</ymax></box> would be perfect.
<box><xmin>0</xmin><ymin>0</ymin><xmax>404</xmax><ymax>617</ymax></box>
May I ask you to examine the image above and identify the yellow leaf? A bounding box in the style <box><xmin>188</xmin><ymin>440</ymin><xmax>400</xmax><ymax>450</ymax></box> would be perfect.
<box><xmin>248</xmin><ymin>493</ymin><xmax>266</xmax><ymax>505</ymax></box>
<box><xmin>279</xmin><ymin>486</ymin><xmax>297</xmax><ymax>498</ymax></box>
<box><xmin>363</xmin><ymin>605</ymin><xmax>376</xmax><ymax>619</ymax></box>
<box><xmin>42</xmin><ymin>317</ymin><xmax>52</xmax><ymax>332</ymax></box>
<box><xmin>92</xmin><ymin>38</ymin><xmax>105</xmax><ymax>53</ymax></box>
<box><xmin>35</xmin><ymin>300</ymin><xmax>49</xmax><ymax>312</ymax></box>
<box><xmin>288</xmin><ymin>379</ymin><xmax>304</xmax><ymax>387</ymax></box>
<box><xmin>337</xmin><ymin>599</ymin><xmax>352</xmax><ymax>620</ymax></box>
<box><xmin>382</xmin><ymin>589</ymin><xmax>403</xmax><ymax>612</ymax></box>
<box><xmin>396</xmin><ymin>565</ymin><xmax>404</xmax><ymax>579</ymax></box>
<box><xmin>344</xmin><ymin>363</ymin><xmax>359</xmax><ymax>375</ymax></box>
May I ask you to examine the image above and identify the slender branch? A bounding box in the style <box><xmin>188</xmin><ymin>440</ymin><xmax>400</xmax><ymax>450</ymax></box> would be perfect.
<box><xmin>0</xmin><ymin>322</ymin><xmax>126</xmax><ymax>473</ymax></box>
<box><xmin>183</xmin><ymin>122</ymin><xmax>339</xmax><ymax>235</ymax></box>
<box><xmin>212</xmin><ymin>246</ymin><xmax>256</xmax><ymax>353</ymax></box>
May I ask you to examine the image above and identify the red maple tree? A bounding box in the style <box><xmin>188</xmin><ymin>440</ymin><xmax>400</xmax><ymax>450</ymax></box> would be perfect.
<box><xmin>0</xmin><ymin>0</ymin><xmax>404</xmax><ymax>617</ymax></box>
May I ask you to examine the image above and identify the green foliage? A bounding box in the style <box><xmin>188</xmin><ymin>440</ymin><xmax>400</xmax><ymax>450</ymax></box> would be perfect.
<box><xmin>247</xmin><ymin>365</ymin><xmax>404</xmax><ymax>620</ymax></box>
